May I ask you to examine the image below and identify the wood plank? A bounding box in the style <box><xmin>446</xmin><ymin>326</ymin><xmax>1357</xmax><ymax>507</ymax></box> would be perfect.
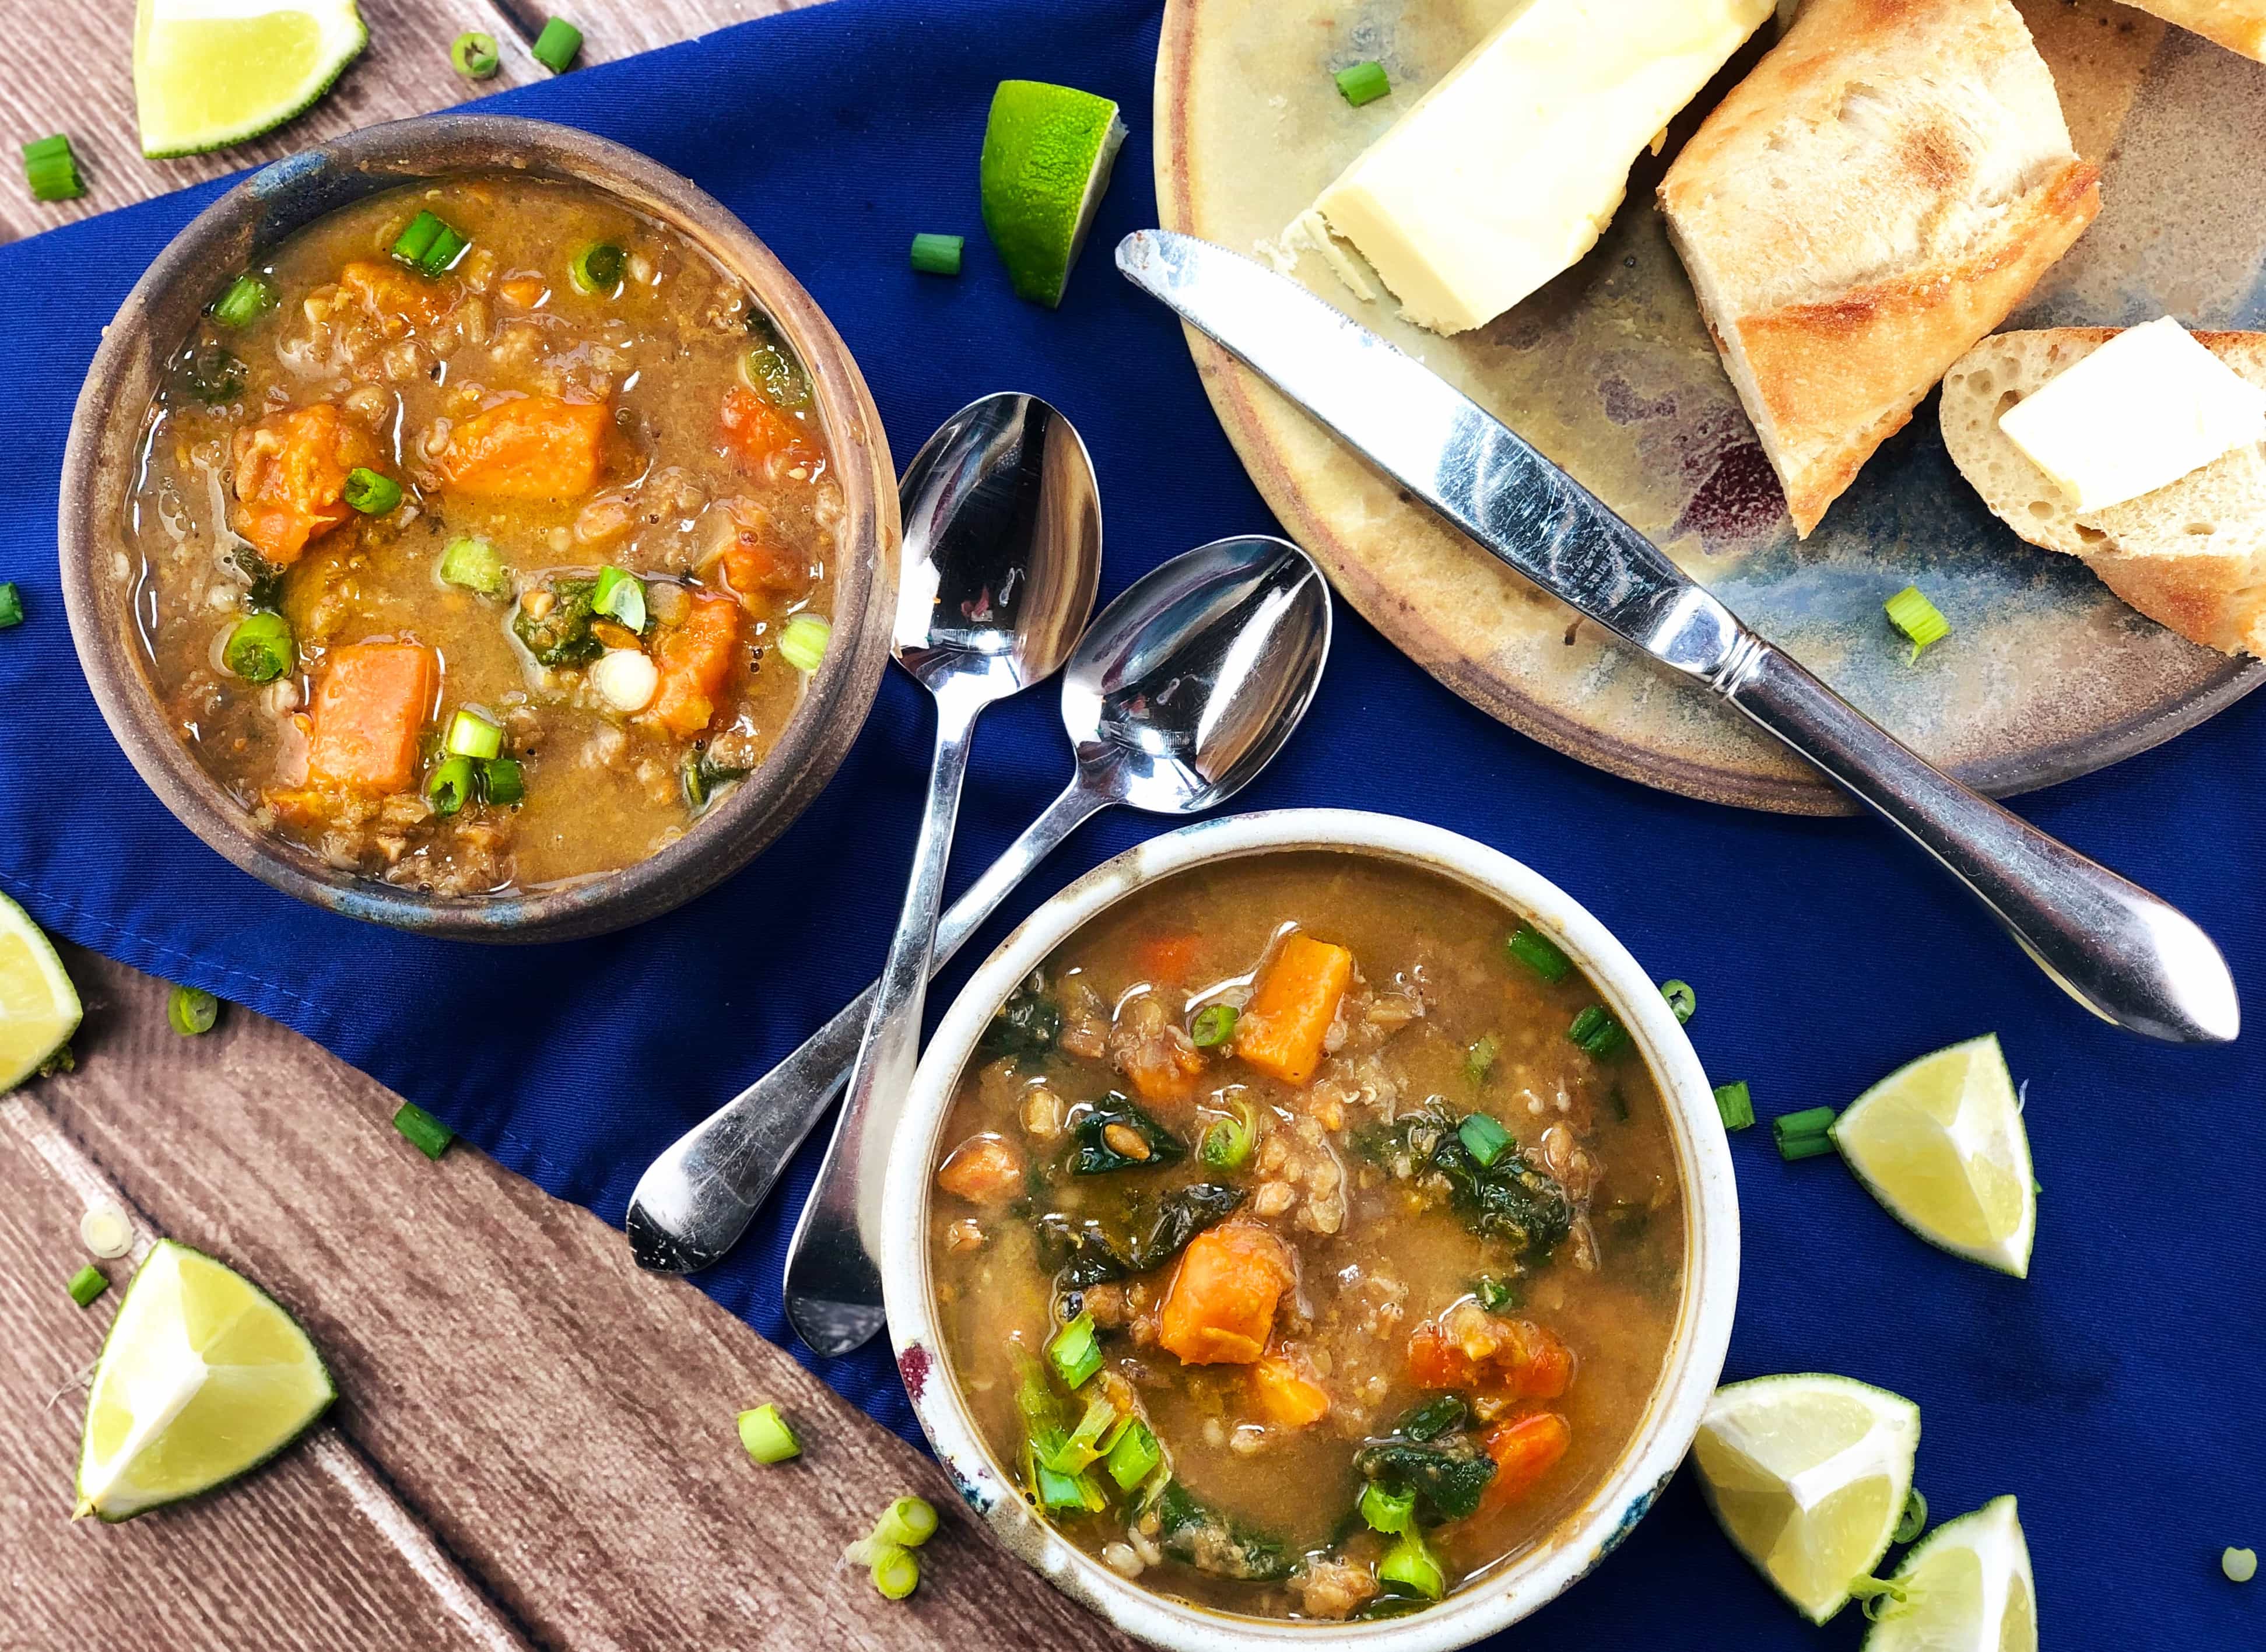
<box><xmin>21</xmin><ymin>945</ymin><xmax>1135</xmax><ymax>1652</ymax></box>
<box><xmin>0</xmin><ymin>0</ymin><xmax>810</xmax><ymax>244</ymax></box>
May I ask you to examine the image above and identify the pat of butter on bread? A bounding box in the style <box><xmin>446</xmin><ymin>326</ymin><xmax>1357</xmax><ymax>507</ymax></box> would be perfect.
<box><xmin>1306</xmin><ymin>0</ymin><xmax>1773</xmax><ymax>336</ymax></box>
<box><xmin>1995</xmin><ymin>317</ymin><xmax>2266</xmax><ymax>513</ymax></box>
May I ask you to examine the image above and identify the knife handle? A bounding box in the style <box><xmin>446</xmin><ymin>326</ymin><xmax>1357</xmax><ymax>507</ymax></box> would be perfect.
<box><xmin>1718</xmin><ymin>640</ymin><xmax>2239</xmax><ymax>1044</ymax></box>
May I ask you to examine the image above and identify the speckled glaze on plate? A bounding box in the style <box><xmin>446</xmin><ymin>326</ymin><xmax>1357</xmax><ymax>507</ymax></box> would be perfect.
<box><xmin>882</xmin><ymin>811</ymin><xmax>1738</xmax><ymax>1650</ymax></box>
<box><xmin>1157</xmin><ymin>0</ymin><xmax>2266</xmax><ymax>814</ymax></box>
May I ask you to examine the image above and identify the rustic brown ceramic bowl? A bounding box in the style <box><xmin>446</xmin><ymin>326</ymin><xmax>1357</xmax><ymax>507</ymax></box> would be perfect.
<box><xmin>59</xmin><ymin>114</ymin><xmax>900</xmax><ymax>944</ymax></box>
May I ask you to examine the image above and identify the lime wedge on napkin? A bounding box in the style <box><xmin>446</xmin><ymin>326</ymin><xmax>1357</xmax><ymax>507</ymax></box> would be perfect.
<box><xmin>1693</xmin><ymin>1373</ymin><xmax>1921</xmax><ymax>1623</ymax></box>
<box><xmin>0</xmin><ymin>891</ymin><xmax>80</xmax><ymax>1092</ymax></box>
<box><xmin>1864</xmin><ymin>1496</ymin><xmax>2036</xmax><ymax>1652</ymax></box>
<box><xmin>77</xmin><ymin>1239</ymin><xmax>334</xmax><ymax>1521</ymax></box>
<box><xmin>979</xmin><ymin>79</ymin><xmax>1126</xmax><ymax>307</ymax></box>
<box><xmin>1832</xmin><ymin>1034</ymin><xmax>2035</xmax><ymax>1278</ymax></box>
<box><xmin>134</xmin><ymin>0</ymin><xmax>368</xmax><ymax>159</ymax></box>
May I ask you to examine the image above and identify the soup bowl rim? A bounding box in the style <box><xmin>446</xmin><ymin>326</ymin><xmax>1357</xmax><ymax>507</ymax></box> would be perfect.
<box><xmin>57</xmin><ymin>111</ymin><xmax>901</xmax><ymax>943</ymax></box>
<box><xmin>882</xmin><ymin>806</ymin><xmax>1739</xmax><ymax>1650</ymax></box>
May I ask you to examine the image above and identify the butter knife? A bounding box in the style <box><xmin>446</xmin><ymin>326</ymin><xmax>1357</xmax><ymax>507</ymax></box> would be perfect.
<box><xmin>1117</xmin><ymin>229</ymin><xmax>2238</xmax><ymax>1044</ymax></box>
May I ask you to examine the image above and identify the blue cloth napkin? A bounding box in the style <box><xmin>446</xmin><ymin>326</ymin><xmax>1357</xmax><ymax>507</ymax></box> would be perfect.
<box><xmin>2</xmin><ymin>2</ymin><xmax>2258</xmax><ymax>1645</ymax></box>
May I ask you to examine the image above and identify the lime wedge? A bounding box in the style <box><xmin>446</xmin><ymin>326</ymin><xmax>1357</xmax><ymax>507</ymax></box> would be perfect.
<box><xmin>1865</xmin><ymin>1496</ymin><xmax>2036</xmax><ymax>1652</ymax></box>
<box><xmin>1693</xmin><ymin>1373</ymin><xmax>1922</xmax><ymax>1624</ymax></box>
<box><xmin>134</xmin><ymin>0</ymin><xmax>368</xmax><ymax>160</ymax></box>
<box><xmin>1832</xmin><ymin>1035</ymin><xmax>2035</xmax><ymax>1277</ymax></box>
<box><xmin>0</xmin><ymin>891</ymin><xmax>81</xmax><ymax>1092</ymax></box>
<box><xmin>978</xmin><ymin>80</ymin><xmax>1127</xmax><ymax>308</ymax></box>
<box><xmin>76</xmin><ymin>1239</ymin><xmax>334</xmax><ymax>1521</ymax></box>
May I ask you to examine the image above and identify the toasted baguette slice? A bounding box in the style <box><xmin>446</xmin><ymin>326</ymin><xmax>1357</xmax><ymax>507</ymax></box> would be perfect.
<box><xmin>1658</xmin><ymin>0</ymin><xmax>2100</xmax><ymax>538</ymax></box>
<box><xmin>1941</xmin><ymin>327</ymin><xmax>2266</xmax><ymax>655</ymax></box>
<box><xmin>2119</xmin><ymin>0</ymin><xmax>2266</xmax><ymax>62</ymax></box>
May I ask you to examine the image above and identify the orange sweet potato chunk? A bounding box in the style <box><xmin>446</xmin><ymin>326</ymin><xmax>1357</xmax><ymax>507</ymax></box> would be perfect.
<box><xmin>231</xmin><ymin>404</ymin><xmax>382</xmax><ymax>567</ymax></box>
<box><xmin>1236</xmin><ymin>932</ymin><xmax>1354</xmax><ymax>1086</ymax></box>
<box><xmin>1479</xmin><ymin>1413</ymin><xmax>1572</xmax><ymax>1512</ymax></box>
<box><xmin>439</xmin><ymin>395</ymin><xmax>611</xmax><ymax>500</ymax></box>
<box><xmin>306</xmin><ymin>643</ymin><xmax>437</xmax><ymax>794</ymax></box>
<box><xmin>646</xmin><ymin>592</ymin><xmax>741</xmax><ymax>739</ymax></box>
<box><xmin>935</xmin><ymin>1135</ymin><xmax>1025</xmax><ymax>1206</ymax></box>
<box><xmin>718</xmin><ymin>385</ymin><xmax>823</xmax><ymax>479</ymax></box>
<box><xmin>1157</xmin><ymin>1223</ymin><xmax>1295</xmax><ymax>1366</ymax></box>
<box><xmin>338</xmin><ymin>260</ymin><xmax>456</xmax><ymax>329</ymax></box>
<box><xmin>1250</xmin><ymin>1351</ymin><xmax>1331</xmax><ymax>1427</ymax></box>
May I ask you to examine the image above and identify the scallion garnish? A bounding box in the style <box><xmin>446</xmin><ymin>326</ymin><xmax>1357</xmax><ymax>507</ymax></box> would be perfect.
<box><xmin>444</xmin><ymin>709</ymin><xmax>504</xmax><ymax>760</ymax></box>
<box><xmin>391</xmin><ymin>210</ymin><xmax>469</xmax><ymax>278</ymax></box>
<box><xmin>1660</xmin><ymin>978</ymin><xmax>1696</xmax><ymax>1023</ymax></box>
<box><xmin>910</xmin><ymin>233</ymin><xmax>964</xmax><ymax>276</ymax></box>
<box><xmin>1474</xmin><ymin>1274</ymin><xmax>1519</xmax><ymax>1313</ymax></box>
<box><xmin>1189</xmin><ymin>1003</ymin><xmax>1238</xmax><ymax>1049</ymax></box>
<box><xmin>1102</xmin><ymin>1416</ymin><xmax>1159</xmax><ymax>1489</ymax></box>
<box><xmin>1885</xmin><ymin>584</ymin><xmax>1949</xmax><ymax>662</ymax></box>
<box><xmin>867</xmin><ymin>1542</ymin><xmax>920</xmax><ymax>1600</ymax></box>
<box><xmin>343</xmin><ymin>467</ymin><xmax>401</xmax><ymax>514</ymax></box>
<box><xmin>223</xmin><ymin>612</ymin><xmax>294</xmax><ymax>682</ymax></box>
<box><xmin>439</xmin><ymin>536</ymin><xmax>511</xmax><ymax>599</ymax></box>
<box><xmin>1046</xmin><ymin>1310</ymin><xmax>1103</xmax><ymax>1389</ymax></box>
<box><xmin>1713</xmin><ymin>1080</ymin><xmax>1755</xmax><ymax>1132</ymax></box>
<box><xmin>166</xmin><ymin>984</ymin><xmax>219</xmax><ymax>1037</ymax></box>
<box><xmin>209</xmin><ymin>273</ymin><xmax>275</xmax><ymax>329</ymax></box>
<box><xmin>450</xmin><ymin>30</ymin><xmax>500</xmax><ymax>78</ymax></box>
<box><xmin>1198</xmin><ymin>1100</ymin><xmax>1255</xmax><ymax>1171</ymax></box>
<box><xmin>737</xmin><ymin>1402</ymin><xmax>801</xmax><ymax>1463</ymax></box>
<box><xmin>1334</xmin><ymin>60</ymin><xmax>1391</xmax><ymax>108</ymax></box>
<box><xmin>1774</xmin><ymin>1105</ymin><xmax>1839</xmax><ymax>1161</ymax></box>
<box><xmin>426</xmin><ymin>755</ymin><xmax>477</xmax><ymax>816</ymax></box>
<box><xmin>1568</xmin><ymin>1004</ymin><xmax>1629</xmax><ymax>1059</ymax></box>
<box><xmin>777</xmin><ymin>612</ymin><xmax>830</xmax><ymax>674</ymax></box>
<box><xmin>480</xmin><ymin>757</ymin><xmax>525</xmax><ymax>807</ymax></box>
<box><xmin>1457</xmin><ymin>1111</ymin><xmax>1510</xmax><ymax>1168</ymax></box>
<box><xmin>68</xmin><ymin>1264</ymin><xmax>108</xmax><ymax>1309</ymax></box>
<box><xmin>871</xmin><ymin>1495</ymin><xmax>938</xmax><ymax>1549</ymax></box>
<box><xmin>1507</xmin><ymin>923</ymin><xmax>1572</xmax><ymax>983</ymax></box>
<box><xmin>569</xmin><ymin>241</ymin><xmax>625</xmax><ymax>294</ymax></box>
<box><xmin>1464</xmin><ymin>1033</ymin><xmax>1498</xmax><ymax>1086</ymax></box>
<box><xmin>2226</xmin><ymin>1546</ymin><xmax>2258</xmax><ymax>1584</ymax></box>
<box><xmin>0</xmin><ymin>582</ymin><xmax>22</xmax><ymax>629</ymax></box>
<box><xmin>391</xmin><ymin>1102</ymin><xmax>454</xmax><ymax>1160</ymax></box>
<box><xmin>592</xmin><ymin>564</ymin><xmax>646</xmax><ymax>631</ymax></box>
<box><xmin>23</xmin><ymin>134</ymin><xmax>84</xmax><ymax>202</ymax></box>
<box><xmin>532</xmin><ymin>16</ymin><xmax>583</xmax><ymax>73</ymax></box>
<box><xmin>1360</xmin><ymin>1481</ymin><xmax>1416</xmax><ymax>1535</ymax></box>
<box><xmin>1377</xmin><ymin>1528</ymin><xmax>1444</xmax><ymax>1599</ymax></box>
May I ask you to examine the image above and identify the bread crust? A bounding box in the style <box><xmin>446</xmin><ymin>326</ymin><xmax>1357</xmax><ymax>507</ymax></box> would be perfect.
<box><xmin>2119</xmin><ymin>0</ymin><xmax>2266</xmax><ymax>62</ymax></box>
<box><xmin>1658</xmin><ymin>0</ymin><xmax>2100</xmax><ymax>537</ymax></box>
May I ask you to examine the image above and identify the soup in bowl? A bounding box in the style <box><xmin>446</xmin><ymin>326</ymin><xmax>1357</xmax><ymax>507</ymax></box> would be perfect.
<box><xmin>883</xmin><ymin>811</ymin><xmax>1737</xmax><ymax>1649</ymax></box>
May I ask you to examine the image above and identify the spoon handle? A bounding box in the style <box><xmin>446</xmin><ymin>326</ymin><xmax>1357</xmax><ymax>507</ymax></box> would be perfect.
<box><xmin>622</xmin><ymin>777</ymin><xmax>1104</xmax><ymax>1275</ymax></box>
<box><xmin>781</xmin><ymin>693</ymin><xmax>983</xmax><ymax>1356</ymax></box>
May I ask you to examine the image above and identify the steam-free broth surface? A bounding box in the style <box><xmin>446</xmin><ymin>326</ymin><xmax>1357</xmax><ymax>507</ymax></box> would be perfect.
<box><xmin>122</xmin><ymin>174</ymin><xmax>840</xmax><ymax>895</ymax></box>
<box><xmin>928</xmin><ymin>853</ymin><xmax>1686</xmax><ymax>1621</ymax></box>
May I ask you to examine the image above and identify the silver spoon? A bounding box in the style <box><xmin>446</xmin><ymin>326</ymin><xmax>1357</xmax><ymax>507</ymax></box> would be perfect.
<box><xmin>780</xmin><ymin>394</ymin><xmax>1101</xmax><ymax>1357</ymax></box>
<box><xmin>626</xmin><ymin>534</ymin><xmax>1333</xmax><ymax>1278</ymax></box>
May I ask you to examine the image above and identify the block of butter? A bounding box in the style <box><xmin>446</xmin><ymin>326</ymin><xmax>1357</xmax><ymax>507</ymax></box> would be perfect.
<box><xmin>1307</xmin><ymin>0</ymin><xmax>1773</xmax><ymax>336</ymax></box>
<box><xmin>1997</xmin><ymin>316</ymin><xmax>2266</xmax><ymax>513</ymax></box>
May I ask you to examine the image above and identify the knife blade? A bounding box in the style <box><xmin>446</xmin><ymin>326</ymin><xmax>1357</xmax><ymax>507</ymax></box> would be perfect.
<box><xmin>1117</xmin><ymin>229</ymin><xmax>2239</xmax><ymax>1046</ymax></box>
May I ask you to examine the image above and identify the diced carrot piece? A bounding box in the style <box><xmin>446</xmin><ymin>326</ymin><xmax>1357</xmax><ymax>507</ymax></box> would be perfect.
<box><xmin>1479</xmin><ymin>1413</ymin><xmax>1572</xmax><ymax>1511</ymax></box>
<box><xmin>230</xmin><ymin>404</ymin><xmax>383</xmax><ymax>567</ymax></box>
<box><xmin>1236</xmin><ymin>932</ymin><xmax>1355</xmax><ymax>1086</ymax></box>
<box><xmin>1121</xmin><ymin>1040</ymin><xmax>1208</xmax><ymax>1107</ymax></box>
<box><xmin>646</xmin><ymin>591</ymin><xmax>741</xmax><ymax>738</ymax></box>
<box><xmin>338</xmin><ymin>260</ymin><xmax>455</xmax><ymax>329</ymax></box>
<box><xmin>718</xmin><ymin>385</ymin><xmax>825</xmax><ymax>479</ymax></box>
<box><xmin>1136</xmin><ymin>933</ymin><xmax>1201</xmax><ymax>984</ymax></box>
<box><xmin>497</xmin><ymin>275</ymin><xmax>548</xmax><ymax>309</ymax></box>
<box><xmin>439</xmin><ymin>395</ymin><xmax>611</xmax><ymax>500</ymax></box>
<box><xmin>305</xmin><ymin>643</ymin><xmax>437</xmax><ymax>794</ymax></box>
<box><xmin>1157</xmin><ymin>1223</ymin><xmax>1295</xmax><ymax>1366</ymax></box>
<box><xmin>1250</xmin><ymin>1351</ymin><xmax>1331</xmax><ymax>1427</ymax></box>
<box><xmin>1408</xmin><ymin>1303</ymin><xmax>1575</xmax><ymax>1400</ymax></box>
<box><xmin>715</xmin><ymin>532</ymin><xmax>812</xmax><ymax>609</ymax></box>
<box><xmin>936</xmin><ymin>1135</ymin><xmax>1025</xmax><ymax>1206</ymax></box>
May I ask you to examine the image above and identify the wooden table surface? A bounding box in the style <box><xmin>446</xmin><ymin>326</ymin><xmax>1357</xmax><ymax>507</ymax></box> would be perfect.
<box><xmin>1</xmin><ymin>7</ymin><xmax>1136</xmax><ymax>1650</ymax></box>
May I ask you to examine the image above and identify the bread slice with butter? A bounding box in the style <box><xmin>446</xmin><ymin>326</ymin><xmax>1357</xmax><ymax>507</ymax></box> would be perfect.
<box><xmin>2117</xmin><ymin>1</ymin><xmax>2266</xmax><ymax>62</ymax></box>
<box><xmin>1941</xmin><ymin>326</ymin><xmax>2266</xmax><ymax>655</ymax></box>
<box><xmin>1657</xmin><ymin>0</ymin><xmax>2100</xmax><ymax>538</ymax></box>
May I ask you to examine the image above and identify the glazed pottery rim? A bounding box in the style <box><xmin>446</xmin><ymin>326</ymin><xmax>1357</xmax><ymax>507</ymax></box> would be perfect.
<box><xmin>57</xmin><ymin>113</ymin><xmax>900</xmax><ymax>944</ymax></box>
<box><xmin>882</xmin><ymin>808</ymin><xmax>1741</xmax><ymax>1651</ymax></box>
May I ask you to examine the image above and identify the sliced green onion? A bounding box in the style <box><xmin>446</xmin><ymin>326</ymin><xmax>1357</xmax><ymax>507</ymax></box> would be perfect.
<box><xmin>737</xmin><ymin>1402</ymin><xmax>801</xmax><ymax>1464</ymax></box>
<box><xmin>873</xmin><ymin>1495</ymin><xmax>938</xmax><ymax>1549</ymax></box>
<box><xmin>868</xmin><ymin>1541</ymin><xmax>919</xmax><ymax>1600</ymax></box>
<box><xmin>910</xmin><ymin>233</ymin><xmax>964</xmax><ymax>276</ymax></box>
<box><xmin>1774</xmin><ymin>1106</ymin><xmax>1839</xmax><ymax>1161</ymax></box>
<box><xmin>0</xmin><ymin>582</ymin><xmax>22</xmax><ymax>629</ymax></box>
<box><xmin>1893</xmin><ymin>1487</ymin><xmax>1928</xmax><ymax>1545</ymax></box>
<box><xmin>1885</xmin><ymin>584</ymin><xmax>1950</xmax><ymax>662</ymax></box>
<box><xmin>569</xmin><ymin>241</ymin><xmax>625</xmax><ymax>294</ymax></box>
<box><xmin>1377</xmin><ymin>1529</ymin><xmax>1444</xmax><ymax>1600</ymax></box>
<box><xmin>439</xmin><ymin>536</ymin><xmax>511</xmax><ymax>599</ymax></box>
<box><xmin>210</xmin><ymin>274</ymin><xmax>275</xmax><ymax>329</ymax></box>
<box><xmin>1507</xmin><ymin>923</ymin><xmax>1572</xmax><ymax>983</ymax></box>
<box><xmin>2226</xmin><ymin>1546</ymin><xmax>2258</xmax><ymax>1584</ymax></box>
<box><xmin>450</xmin><ymin>30</ymin><xmax>500</xmax><ymax>78</ymax></box>
<box><xmin>1189</xmin><ymin>1003</ymin><xmax>1238</xmax><ymax>1049</ymax></box>
<box><xmin>1464</xmin><ymin>1033</ymin><xmax>1498</xmax><ymax>1086</ymax></box>
<box><xmin>1713</xmin><ymin>1080</ymin><xmax>1755</xmax><ymax>1132</ymax></box>
<box><xmin>1360</xmin><ymin>1481</ymin><xmax>1416</xmax><ymax>1535</ymax></box>
<box><xmin>223</xmin><ymin>612</ymin><xmax>294</xmax><ymax>682</ymax></box>
<box><xmin>444</xmin><ymin>709</ymin><xmax>503</xmax><ymax>760</ymax></box>
<box><xmin>1102</xmin><ymin>1417</ymin><xmax>1159</xmax><ymax>1490</ymax></box>
<box><xmin>777</xmin><ymin>612</ymin><xmax>831</xmax><ymax>674</ymax></box>
<box><xmin>24</xmin><ymin>134</ymin><xmax>84</xmax><ymax>202</ymax></box>
<box><xmin>1568</xmin><ymin>1004</ymin><xmax>1630</xmax><ymax>1059</ymax></box>
<box><xmin>479</xmin><ymin>757</ymin><xmax>525</xmax><ymax>807</ymax></box>
<box><xmin>1457</xmin><ymin>1111</ymin><xmax>1510</xmax><ymax>1168</ymax></box>
<box><xmin>1033</xmin><ymin>1463</ymin><xmax>1095</xmax><ymax>1513</ymax></box>
<box><xmin>1334</xmin><ymin>59</ymin><xmax>1391</xmax><ymax>107</ymax></box>
<box><xmin>1659</xmin><ymin>979</ymin><xmax>1696</xmax><ymax>1023</ymax></box>
<box><xmin>80</xmin><ymin>1203</ymin><xmax>134</xmax><ymax>1259</ymax></box>
<box><xmin>532</xmin><ymin>16</ymin><xmax>583</xmax><ymax>73</ymax></box>
<box><xmin>426</xmin><ymin>755</ymin><xmax>477</xmax><ymax>816</ymax></box>
<box><xmin>166</xmin><ymin>984</ymin><xmax>219</xmax><ymax>1037</ymax></box>
<box><xmin>742</xmin><ymin>336</ymin><xmax>811</xmax><ymax>408</ymax></box>
<box><xmin>392</xmin><ymin>1101</ymin><xmax>454</xmax><ymax>1160</ymax></box>
<box><xmin>592</xmin><ymin>564</ymin><xmax>647</xmax><ymax>630</ymax></box>
<box><xmin>1046</xmin><ymin>1310</ymin><xmax>1103</xmax><ymax>1390</ymax></box>
<box><xmin>343</xmin><ymin>467</ymin><xmax>401</xmax><ymax>515</ymax></box>
<box><xmin>391</xmin><ymin>210</ymin><xmax>469</xmax><ymax>277</ymax></box>
<box><xmin>1198</xmin><ymin>1100</ymin><xmax>1255</xmax><ymax>1172</ymax></box>
<box><xmin>1474</xmin><ymin>1274</ymin><xmax>1520</xmax><ymax>1313</ymax></box>
<box><xmin>68</xmin><ymin>1264</ymin><xmax>108</xmax><ymax>1308</ymax></box>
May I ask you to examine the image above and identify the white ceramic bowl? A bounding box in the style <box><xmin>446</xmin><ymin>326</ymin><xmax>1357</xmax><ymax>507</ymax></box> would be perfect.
<box><xmin>882</xmin><ymin>809</ymin><xmax>1738</xmax><ymax>1651</ymax></box>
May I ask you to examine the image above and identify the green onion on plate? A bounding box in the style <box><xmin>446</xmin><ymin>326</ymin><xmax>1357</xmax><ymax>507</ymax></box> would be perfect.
<box><xmin>910</xmin><ymin>233</ymin><xmax>964</xmax><ymax>276</ymax></box>
<box><xmin>24</xmin><ymin>134</ymin><xmax>84</xmax><ymax>202</ymax></box>
<box><xmin>1334</xmin><ymin>60</ymin><xmax>1390</xmax><ymax>107</ymax></box>
<box><xmin>450</xmin><ymin>30</ymin><xmax>499</xmax><ymax>78</ymax></box>
<box><xmin>532</xmin><ymin>17</ymin><xmax>583</xmax><ymax>73</ymax></box>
